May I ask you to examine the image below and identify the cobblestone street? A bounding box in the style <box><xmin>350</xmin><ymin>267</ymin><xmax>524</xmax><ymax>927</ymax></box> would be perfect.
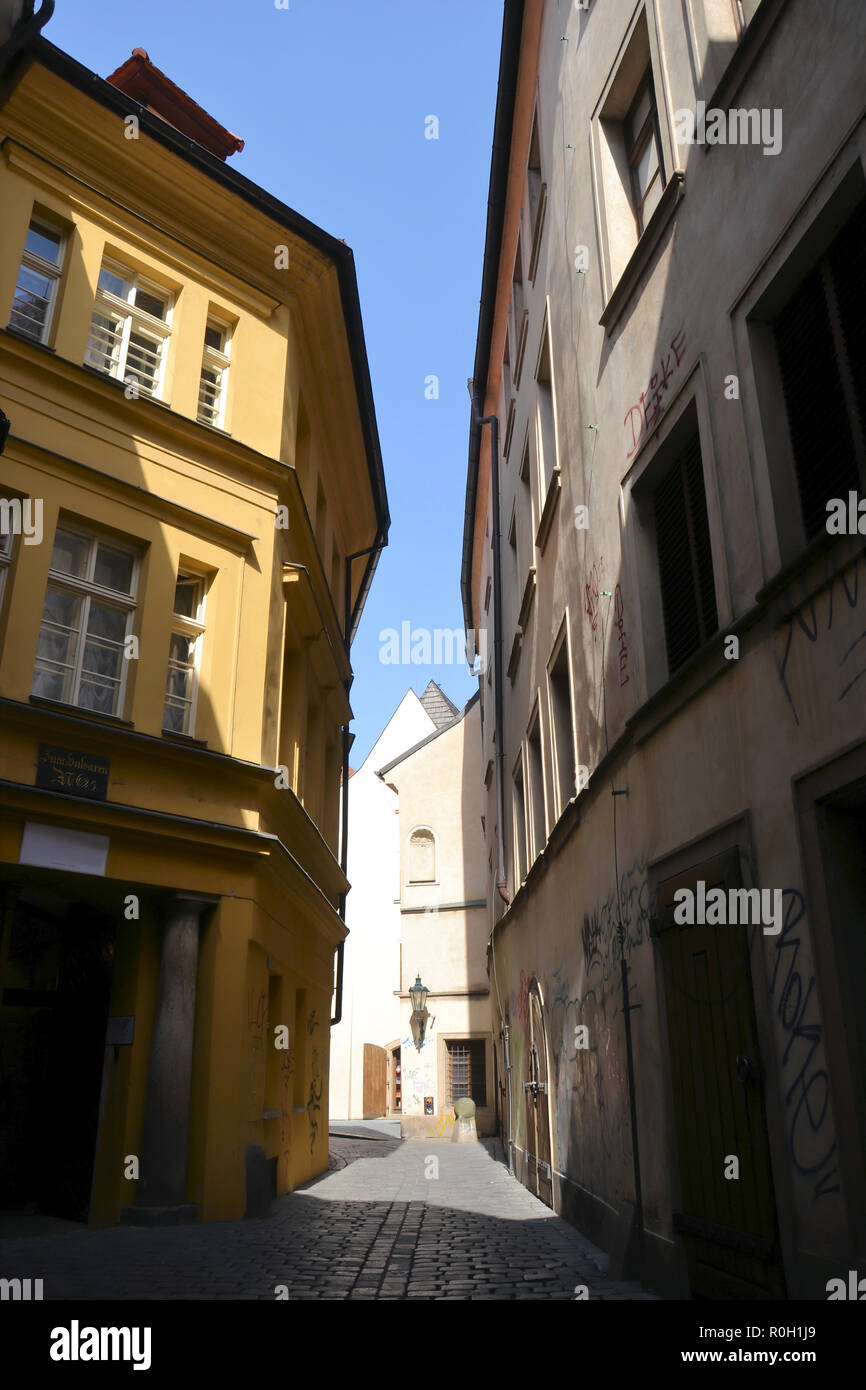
<box><xmin>0</xmin><ymin>1133</ymin><xmax>655</xmax><ymax>1300</ymax></box>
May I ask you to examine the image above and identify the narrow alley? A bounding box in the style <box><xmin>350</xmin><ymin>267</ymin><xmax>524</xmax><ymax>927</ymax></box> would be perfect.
<box><xmin>0</xmin><ymin>1131</ymin><xmax>654</xmax><ymax>1301</ymax></box>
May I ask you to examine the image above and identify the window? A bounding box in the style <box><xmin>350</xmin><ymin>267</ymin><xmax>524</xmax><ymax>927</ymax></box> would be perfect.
<box><xmin>526</xmin><ymin>109</ymin><xmax>547</xmax><ymax>282</ymax></box>
<box><xmin>447</xmin><ymin>1040</ymin><xmax>487</xmax><ymax>1107</ymax></box>
<box><xmin>536</xmin><ymin>324</ymin><xmax>558</xmax><ymax>499</ymax></box>
<box><xmin>653</xmin><ymin>430</ymin><xmax>718</xmax><ymax>675</ymax></box>
<box><xmin>85</xmin><ymin>260</ymin><xmax>172</xmax><ymax>397</ymax></box>
<box><xmin>624</xmin><ymin>71</ymin><xmax>664</xmax><ymax>236</ymax></box>
<box><xmin>502</xmin><ymin>333</ymin><xmax>515</xmax><ymax>458</ymax></box>
<box><xmin>163</xmin><ymin>571</ymin><xmax>206</xmax><ymax>735</ymax></box>
<box><xmin>773</xmin><ymin>198</ymin><xmax>866</xmax><ymax>542</ymax></box>
<box><xmin>510</xmin><ymin>235</ymin><xmax>529</xmax><ymax>385</ymax></box>
<box><xmin>198</xmin><ymin>318</ymin><xmax>231</xmax><ymax>427</ymax></box>
<box><xmin>519</xmin><ymin>438</ymin><xmax>534</xmax><ymax>571</ymax></box>
<box><xmin>408</xmin><ymin>828</ymin><xmax>436</xmax><ymax>883</ymax></box>
<box><xmin>8</xmin><ymin>218</ymin><xmax>65</xmax><ymax>343</ymax></box>
<box><xmin>527</xmin><ymin>711</ymin><xmax>546</xmax><ymax>860</ymax></box>
<box><xmin>512</xmin><ymin>756</ymin><xmax>527</xmax><ymax>889</ymax></box>
<box><xmin>549</xmin><ymin>636</ymin><xmax>576</xmax><ymax>817</ymax></box>
<box><xmin>0</xmin><ymin>508</ymin><xmax>14</xmax><ymax>607</ymax></box>
<box><xmin>32</xmin><ymin>524</ymin><xmax>138</xmax><ymax>716</ymax></box>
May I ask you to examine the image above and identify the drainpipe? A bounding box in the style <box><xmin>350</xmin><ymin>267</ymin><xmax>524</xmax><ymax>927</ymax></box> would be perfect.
<box><xmin>468</xmin><ymin>386</ymin><xmax>508</xmax><ymax>906</ymax></box>
<box><xmin>331</xmin><ymin>536</ymin><xmax>385</xmax><ymax>1027</ymax></box>
<box><xmin>502</xmin><ymin>1022</ymin><xmax>514</xmax><ymax>1175</ymax></box>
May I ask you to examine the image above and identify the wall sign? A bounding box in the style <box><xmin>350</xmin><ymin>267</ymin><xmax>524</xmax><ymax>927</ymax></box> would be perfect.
<box><xmin>36</xmin><ymin>744</ymin><xmax>109</xmax><ymax>800</ymax></box>
<box><xmin>106</xmin><ymin>1016</ymin><xmax>135</xmax><ymax>1047</ymax></box>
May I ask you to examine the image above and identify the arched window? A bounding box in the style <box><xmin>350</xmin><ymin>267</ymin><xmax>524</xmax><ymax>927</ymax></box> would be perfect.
<box><xmin>408</xmin><ymin>827</ymin><xmax>436</xmax><ymax>883</ymax></box>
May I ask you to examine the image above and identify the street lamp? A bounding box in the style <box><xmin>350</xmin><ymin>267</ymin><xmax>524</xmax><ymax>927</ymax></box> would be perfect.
<box><xmin>409</xmin><ymin>973</ymin><xmax>429</xmax><ymax>1048</ymax></box>
<box><xmin>409</xmin><ymin>974</ymin><xmax>429</xmax><ymax>1016</ymax></box>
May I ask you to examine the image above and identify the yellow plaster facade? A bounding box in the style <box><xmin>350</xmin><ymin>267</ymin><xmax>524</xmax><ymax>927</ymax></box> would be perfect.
<box><xmin>0</xmin><ymin>39</ymin><xmax>386</xmax><ymax>1226</ymax></box>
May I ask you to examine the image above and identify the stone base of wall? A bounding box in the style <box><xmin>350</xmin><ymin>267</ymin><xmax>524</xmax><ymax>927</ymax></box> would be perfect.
<box><xmin>401</xmin><ymin>1108</ymin><xmax>495</xmax><ymax>1141</ymax></box>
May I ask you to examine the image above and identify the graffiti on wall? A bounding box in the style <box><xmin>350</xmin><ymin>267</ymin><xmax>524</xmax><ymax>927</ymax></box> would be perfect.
<box><xmin>614</xmin><ymin>585</ymin><xmax>630</xmax><ymax>686</ymax></box>
<box><xmin>624</xmin><ymin>326</ymin><xmax>687</xmax><ymax>459</ymax></box>
<box><xmin>764</xmin><ymin>889</ymin><xmax>839</xmax><ymax>1203</ymax></box>
<box><xmin>426</xmin><ymin>1110</ymin><xmax>455</xmax><ymax>1139</ymax></box>
<box><xmin>307</xmin><ymin>1048</ymin><xmax>322</xmax><ymax>1154</ymax></box>
<box><xmin>774</xmin><ymin>541</ymin><xmax>866</xmax><ymax>724</ymax></box>
<box><xmin>280</xmin><ymin>1047</ymin><xmax>295</xmax><ymax>1169</ymax></box>
<box><xmin>580</xmin><ymin>855</ymin><xmax>650</xmax><ymax>990</ymax></box>
<box><xmin>583</xmin><ymin>556</ymin><xmax>607</xmax><ymax>638</ymax></box>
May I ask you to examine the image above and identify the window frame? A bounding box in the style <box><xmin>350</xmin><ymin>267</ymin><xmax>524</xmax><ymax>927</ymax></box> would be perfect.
<box><xmin>8</xmin><ymin>216</ymin><xmax>66</xmax><ymax>345</ymax></box>
<box><xmin>32</xmin><ymin>520</ymin><xmax>140</xmax><ymax>718</ymax></box>
<box><xmin>445</xmin><ymin>1038</ymin><xmax>487</xmax><ymax>1108</ymax></box>
<box><xmin>85</xmin><ymin>257</ymin><xmax>173</xmax><ymax>399</ymax></box>
<box><xmin>198</xmin><ymin>317</ymin><xmax>232</xmax><ymax>429</ymax></box>
<box><xmin>163</xmin><ymin>569</ymin><xmax>208</xmax><ymax>737</ymax></box>
<box><xmin>624</xmin><ymin>71</ymin><xmax>665</xmax><ymax>238</ymax></box>
<box><xmin>0</xmin><ymin>505</ymin><xmax>15</xmax><ymax>609</ymax></box>
<box><xmin>547</xmin><ymin>623</ymin><xmax>577</xmax><ymax>821</ymax></box>
<box><xmin>526</xmin><ymin>703</ymin><xmax>547</xmax><ymax>863</ymax></box>
<box><xmin>512</xmin><ymin>750</ymin><xmax>527</xmax><ymax>891</ymax></box>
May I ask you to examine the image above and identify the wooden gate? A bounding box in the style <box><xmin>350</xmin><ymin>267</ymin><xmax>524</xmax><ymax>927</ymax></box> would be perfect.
<box><xmin>362</xmin><ymin>1043</ymin><xmax>387</xmax><ymax>1118</ymax></box>
<box><xmin>523</xmin><ymin>983</ymin><xmax>553</xmax><ymax>1207</ymax></box>
<box><xmin>654</xmin><ymin>850</ymin><xmax>785</xmax><ymax>1298</ymax></box>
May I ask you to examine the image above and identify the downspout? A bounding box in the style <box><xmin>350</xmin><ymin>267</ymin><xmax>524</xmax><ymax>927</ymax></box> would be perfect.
<box><xmin>502</xmin><ymin>1022</ymin><xmax>514</xmax><ymax>1175</ymax></box>
<box><xmin>331</xmin><ymin>536</ymin><xmax>385</xmax><ymax>1027</ymax></box>
<box><xmin>468</xmin><ymin>394</ymin><xmax>508</xmax><ymax>905</ymax></box>
<box><xmin>470</xmin><ymin>396</ymin><xmax>513</xmax><ymax>1171</ymax></box>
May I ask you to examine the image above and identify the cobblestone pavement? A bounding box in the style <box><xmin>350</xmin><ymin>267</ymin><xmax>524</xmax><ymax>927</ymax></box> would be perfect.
<box><xmin>0</xmin><ymin>1135</ymin><xmax>657</xmax><ymax>1300</ymax></box>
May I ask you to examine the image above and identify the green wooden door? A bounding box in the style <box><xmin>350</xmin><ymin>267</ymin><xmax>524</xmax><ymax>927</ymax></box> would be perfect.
<box><xmin>654</xmin><ymin>850</ymin><xmax>785</xmax><ymax>1298</ymax></box>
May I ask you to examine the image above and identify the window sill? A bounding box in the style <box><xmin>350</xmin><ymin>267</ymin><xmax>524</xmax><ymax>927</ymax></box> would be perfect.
<box><xmin>503</xmin><ymin>398</ymin><xmax>516</xmax><ymax>460</ymax></box>
<box><xmin>29</xmin><ymin>695</ymin><xmax>133</xmax><ymax>728</ymax></box>
<box><xmin>4</xmin><ymin>324</ymin><xmax>56</xmax><ymax>352</ymax></box>
<box><xmin>513</xmin><ymin>310</ymin><xmax>529</xmax><ymax>388</ymax></box>
<box><xmin>195</xmin><ymin>418</ymin><xmax>232</xmax><ymax>439</ymax></box>
<box><xmin>79</xmin><ymin>361</ymin><xmax>172</xmax><ymax>409</ymax></box>
<box><xmin>599</xmin><ymin>171</ymin><xmax>685</xmax><ymax>335</ymax></box>
<box><xmin>527</xmin><ymin>183</ymin><xmax>548</xmax><ymax>285</ymax></box>
<box><xmin>162</xmin><ymin>729</ymin><xmax>208</xmax><ymax>748</ymax></box>
<box><xmin>507</xmin><ymin>629</ymin><xmax>522</xmax><ymax>681</ymax></box>
<box><xmin>534</xmin><ymin>468</ymin><xmax>561</xmax><ymax>553</ymax></box>
<box><xmin>518</xmin><ymin>566</ymin><xmax>537</xmax><ymax>631</ymax></box>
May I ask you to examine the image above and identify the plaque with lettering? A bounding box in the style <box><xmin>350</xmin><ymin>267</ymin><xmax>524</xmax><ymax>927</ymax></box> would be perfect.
<box><xmin>36</xmin><ymin>744</ymin><xmax>109</xmax><ymax>800</ymax></box>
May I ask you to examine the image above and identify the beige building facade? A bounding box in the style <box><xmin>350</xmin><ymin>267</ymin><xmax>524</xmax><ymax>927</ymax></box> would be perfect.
<box><xmin>381</xmin><ymin>692</ymin><xmax>493</xmax><ymax>1141</ymax></box>
<box><xmin>331</xmin><ymin>681</ymin><xmax>492</xmax><ymax>1139</ymax></box>
<box><xmin>464</xmin><ymin>0</ymin><xmax>866</xmax><ymax>1297</ymax></box>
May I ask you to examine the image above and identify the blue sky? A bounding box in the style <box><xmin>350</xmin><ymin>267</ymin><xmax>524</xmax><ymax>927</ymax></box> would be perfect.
<box><xmin>47</xmin><ymin>0</ymin><xmax>501</xmax><ymax>765</ymax></box>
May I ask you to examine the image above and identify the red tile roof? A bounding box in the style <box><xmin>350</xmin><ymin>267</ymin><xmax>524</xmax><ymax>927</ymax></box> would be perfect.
<box><xmin>105</xmin><ymin>48</ymin><xmax>244</xmax><ymax>160</ymax></box>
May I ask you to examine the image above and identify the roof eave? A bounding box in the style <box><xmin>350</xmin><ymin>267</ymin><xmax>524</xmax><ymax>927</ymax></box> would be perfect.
<box><xmin>460</xmin><ymin>0</ymin><xmax>524</xmax><ymax>639</ymax></box>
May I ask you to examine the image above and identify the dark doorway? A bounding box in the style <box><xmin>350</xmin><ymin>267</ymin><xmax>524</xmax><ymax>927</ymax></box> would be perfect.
<box><xmin>817</xmin><ymin>792</ymin><xmax>866</xmax><ymax>1204</ymax></box>
<box><xmin>0</xmin><ymin>889</ymin><xmax>115</xmax><ymax>1222</ymax></box>
<box><xmin>391</xmin><ymin>1045</ymin><xmax>401</xmax><ymax>1113</ymax></box>
<box><xmin>653</xmin><ymin>849</ymin><xmax>786</xmax><ymax>1298</ymax></box>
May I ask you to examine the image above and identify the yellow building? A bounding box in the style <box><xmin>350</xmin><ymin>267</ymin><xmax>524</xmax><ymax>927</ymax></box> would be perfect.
<box><xmin>0</xmin><ymin>24</ymin><xmax>388</xmax><ymax>1226</ymax></box>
